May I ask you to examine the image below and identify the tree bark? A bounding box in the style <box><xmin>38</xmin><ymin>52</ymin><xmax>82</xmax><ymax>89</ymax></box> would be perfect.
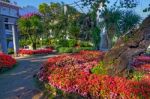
<box><xmin>103</xmin><ymin>16</ymin><xmax>150</xmax><ymax>77</ymax></box>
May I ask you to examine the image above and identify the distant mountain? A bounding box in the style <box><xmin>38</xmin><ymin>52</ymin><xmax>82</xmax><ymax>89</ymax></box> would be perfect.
<box><xmin>19</xmin><ymin>5</ymin><xmax>39</xmax><ymax>16</ymax></box>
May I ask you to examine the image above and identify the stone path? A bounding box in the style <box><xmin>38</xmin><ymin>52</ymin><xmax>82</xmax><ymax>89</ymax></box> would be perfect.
<box><xmin>0</xmin><ymin>55</ymin><xmax>56</xmax><ymax>99</ymax></box>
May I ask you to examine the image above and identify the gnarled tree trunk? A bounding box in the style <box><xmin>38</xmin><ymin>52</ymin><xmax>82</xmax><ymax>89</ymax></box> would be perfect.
<box><xmin>103</xmin><ymin>16</ymin><xmax>150</xmax><ymax>77</ymax></box>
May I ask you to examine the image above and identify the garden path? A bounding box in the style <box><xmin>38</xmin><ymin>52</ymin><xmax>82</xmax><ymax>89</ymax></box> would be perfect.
<box><xmin>0</xmin><ymin>54</ymin><xmax>56</xmax><ymax>99</ymax></box>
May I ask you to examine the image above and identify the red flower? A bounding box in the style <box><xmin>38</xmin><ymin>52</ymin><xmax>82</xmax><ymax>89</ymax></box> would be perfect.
<box><xmin>38</xmin><ymin>50</ymin><xmax>150</xmax><ymax>98</ymax></box>
<box><xmin>132</xmin><ymin>55</ymin><xmax>150</xmax><ymax>72</ymax></box>
<box><xmin>0</xmin><ymin>53</ymin><xmax>16</xmax><ymax>69</ymax></box>
<box><xmin>18</xmin><ymin>48</ymin><xmax>53</xmax><ymax>55</ymax></box>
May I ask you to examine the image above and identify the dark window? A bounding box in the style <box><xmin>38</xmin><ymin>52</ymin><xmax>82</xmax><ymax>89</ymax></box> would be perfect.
<box><xmin>4</xmin><ymin>18</ymin><xmax>11</xmax><ymax>30</ymax></box>
<box><xmin>5</xmin><ymin>24</ymin><xmax>9</xmax><ymax>30</ymax></box>
<box><xmin>4</xmin><ymin>18</ymin><xmax>8</xmax><ymax>22</ymax></box>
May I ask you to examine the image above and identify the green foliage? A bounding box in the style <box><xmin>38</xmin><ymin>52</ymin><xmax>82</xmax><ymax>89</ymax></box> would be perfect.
<box><xmin>43</xmin><ymin>83</ymin><xmax>84</xmax><ymax>98</ymax></box>
<box><xmin>98</xmin><ymin>9</ymin><xmax>141</xmax><ymax>47</ymax></box>
<box><xmin>68</xmin><ymin>39</ymin><xmax>77</xmax><ymax>47</ymax></box>
<box><xmin>58</xmin><ymin>47</ymin><xmax>73</xmax><ymax>53</ymax></box>
<box><xmin>8</xmin><ymin>48</ymin><xmax>14</xmax><ymax>54</ymax></box>
<box><xmin>143</xmin><ymin>5</ymin><xmax>150</xmax><ymax>12</ymax></box>
<box><xmin>91</xmin><ymin>61</ymin><xmax>107</xmax><ymax>75</ymax></box>
<box><xmin>121</xmin><ymin>11</ymin><xmax>141</xmax><ymax>33</ymax></box>
<box><xmin>44</xmin><ymin>83</ymin><xmax>58</xmax><ymax>98</ymax></box>
<box><xmin>73</xmin><ymin>47</ymin><xmax>94</xmax><ymax>53</ymax></box>
<box><xmin>79</xmin><ymin>41</ymin><xmax>93</xmax><ymax>47</ymax></box>
<box><xmin>102</xmin><ymin>9</ymin><xmax>140</xmax><ymax>37</ymax></box>
<box><xmin>19</xmin><ymin>39</ymin><xmax>31</xmax><ymax>47</ymax></box>
<box><xmin>91</xmin><ymin>27</ymin><xmax>100</xmax><ymax>49</ymax></box>
<box><xmin>132</xmin><ymin>71</ymin><xmax>144</xmax><ymax>81</ymax></box>
<box><xmin>18</xmin><ymin>14</ymin><xmax>43</xmax><ymax>49</ymax></box>
<box><xmin>58</xmin><ymin>47</ymin><xmax>94</xmax><ymax>53</ymax></box>
<box><xmin>39</xmin><ymin>3</ymin><xmax>50</xmax><ymax>15</ymax></box>
<box><xmin>39</xmin><ymin>3</ymin><xmax>83</xmax><ymax>40</ymax></box>
<box><xmin>81</xmin><ymin>0</ymin><xmax>138</xmax><ymax>9</ymax></box>
<box><xmin>58</xmin><ymin>39</ymin><xmax>69</xmax><ymax>47</ymax></box>
<box><xmin>78</xmin><ymin>47</ymin><xmax>93</xmax><ymax>50</ymax></box>
<box><xmin>103</xmin><ymin>9</ymin><xmax>122</xmax><ymax>38</ymax></box>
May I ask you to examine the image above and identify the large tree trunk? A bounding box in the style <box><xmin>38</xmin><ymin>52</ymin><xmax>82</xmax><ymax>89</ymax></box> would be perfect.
<box><xmin>103</xmin><ymin>16</ymin><xmax>150</xmax><ymax>77</ymax></box>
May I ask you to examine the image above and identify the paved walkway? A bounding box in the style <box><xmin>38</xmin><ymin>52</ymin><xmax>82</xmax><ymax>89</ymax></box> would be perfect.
<box><xmin>0</xmin><ymin>54</ymin><xmax>56</xmax><ymax>99</ymax></box>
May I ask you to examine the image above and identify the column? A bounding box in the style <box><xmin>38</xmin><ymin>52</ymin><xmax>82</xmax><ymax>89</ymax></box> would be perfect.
<box><xmin>12</xmin><ymin>24</ymin><xmax>19</xmax><ymax>56</ymax></box>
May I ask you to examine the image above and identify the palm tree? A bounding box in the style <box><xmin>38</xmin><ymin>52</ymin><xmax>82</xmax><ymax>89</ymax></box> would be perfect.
<box><xmin>120</xmin><ymin>10</ymin><xmax>141</xmax><ymax>33</ymax></box>
<box><xmin>99</xmin><ymin>8</ymin><xmax>141</xmax><ymax>48</ymax></box>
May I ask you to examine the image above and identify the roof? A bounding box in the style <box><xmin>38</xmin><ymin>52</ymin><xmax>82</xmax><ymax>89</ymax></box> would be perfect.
<box><xmin>0</xmin><ymin>1</ymin><xmax>20</xmax><ymax>9</ymax></box>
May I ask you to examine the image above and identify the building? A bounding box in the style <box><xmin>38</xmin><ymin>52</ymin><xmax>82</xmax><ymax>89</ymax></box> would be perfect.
<box><xmin>0</xmin><ymin>1</ymin><xmax>19</xmax><ymax>55</ymax></box>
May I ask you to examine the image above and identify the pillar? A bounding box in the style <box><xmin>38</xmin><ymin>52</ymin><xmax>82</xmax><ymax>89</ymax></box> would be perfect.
<box><xmin>12</xmin><ymin>24</ymin><xmax>19</xmax><ymax>56</ymax></box>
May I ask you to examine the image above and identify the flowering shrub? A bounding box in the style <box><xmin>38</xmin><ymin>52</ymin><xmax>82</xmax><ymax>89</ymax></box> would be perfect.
<box><xmin>0</xmin><ymin>53</ymin><xmax>16</xmax><ymax>69</ymax></box>
<box><xmin>38</xmin><ymin>51</ymin><xmax>150</xmax><ymax>98</ymax></box>
<box><xmin>18</xmin><ymin>48</ymin><xmax>53</xmax><ymax>55</ymax></box>
<box><xmin>21</xmin><ymin>13</ymin><xmax>41</xmax><ymax>19</ymax></box>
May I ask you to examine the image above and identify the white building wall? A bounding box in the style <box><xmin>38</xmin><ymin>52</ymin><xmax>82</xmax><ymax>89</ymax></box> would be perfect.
<box><xmin>0</xmin><ymin>2</ymin><xmax>19</xmax><ymax>53</ymax></box>
<box><xmin>0</xmin><ymin>5</ymin><xmax>18</xmax><ymax>17</ymax></box>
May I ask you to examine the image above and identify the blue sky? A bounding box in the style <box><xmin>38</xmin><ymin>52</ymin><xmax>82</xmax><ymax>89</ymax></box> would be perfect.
<box><xmin>10</xmin><ymin>0</ymin><xmax>76</xmax><ymax>7</ymax></box>
<box><xmin>10</xmin><ymin>0</ymin><xmax>150</xmax><ymax>18</ymax></box>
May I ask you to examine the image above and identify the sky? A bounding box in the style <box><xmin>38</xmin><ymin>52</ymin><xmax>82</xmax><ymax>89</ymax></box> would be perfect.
<box><xmin>10</xmin><ymin>0</ymin><xmax>150</xmax><ymax>18</ymax></box>
<box><xmin>10</xmin><ymin>0</ymin><xmax>76</xmax><ymax>7</ymax></box>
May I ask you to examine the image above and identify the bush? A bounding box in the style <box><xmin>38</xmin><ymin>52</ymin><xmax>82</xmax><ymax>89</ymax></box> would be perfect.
<box><xmin>58</xmin><ymin>47</ymin><xmax>94</xmax><ymax>53</ymax></box>
<box><xmin>58</xmin><ymin>39</ymin><xmax>69</xmax><ymax>47</ymax></box>
<box><xmin>8</xmin><ymin>48</ymin><xmax>14</xmax><ymax>54</ymax></box>
<box><xmin>79</xmin><ymin>47</ymin><xmax>94</xmax><ymax>50</ymax></box>
<box><xmin>80</xmin><ymin>41</ymin><xmax>93</xmax><ymax>47</ymax></box>
<box><xmin>58</xmin><ymin>47</ymin><xmax>73</xmax><ymax>53</ymax></box>
<box><xmin>68</xmin><ymin>39</ymin><xmax>77</xmax><ymax>47</ymax></box>
<box><xmin>72</xmin><ymin>47</ymin><xmax>94</xmax><ymax>53</ymax></box>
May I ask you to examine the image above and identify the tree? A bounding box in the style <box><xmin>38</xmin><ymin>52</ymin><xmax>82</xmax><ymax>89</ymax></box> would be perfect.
<box><xmin>120</xmin><ymin>11</ymin><xmax>141</xmax><ymax>33</ymax></box>
<box><xmin>81</xmin><ymin>0</ymin><xmax>141</xmax><ymax>48</ymax></box>
<box><xmin>143</xmin><ymin>4</ymin><xmax>150</xmax><ymax>12</ymax></box>
<box><xmin>18</xmin><ymin>13</ymin><xmax>43</xmax><ymax>50</ymax></box>
<box><xmin>39</xmin><ymin>3</ymin><xmax>83</xmax><ymax>40</ymax></box>
<box><xmin>103</xmin><ymin>16</ymin><xmax>150</xmax><ymax>77</ymax></box>
<box><xmin>100</xmin><ymin>9</ymin><xmax>141</xmax><ymax>47</ymax></box>
<box><xmin>81</xmin><ymin>0</ymin><xmax>138</xmax><ymax>8</ymax></box>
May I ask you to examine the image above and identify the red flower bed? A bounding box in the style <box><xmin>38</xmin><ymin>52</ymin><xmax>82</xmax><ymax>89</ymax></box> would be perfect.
<box><xmin>0</xmin><ymin>53</ymin><xmax>16</xmax><ymax>69</ymax></box>
<box><xmin>38</xmin><ymin>51</ymin><xmax>150</xmax><ymax>98</ymax></box>
<box><xmin>132</xmin><ymin>55</ymin><xmax>150</xmax><ymax>72</ymax></box>
<box><xmin>18</xmin><ymin>48</ymin><xmax>53</xmax><ymax>55</ymax></box>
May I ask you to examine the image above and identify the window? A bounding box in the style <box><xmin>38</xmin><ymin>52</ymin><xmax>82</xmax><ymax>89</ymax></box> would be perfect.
<box><xmin>5</xmin><ymin>24</ymin><xmax>9</xmax><ymax>30</ymax></box>
<box><xmin>4</xmin><ymin>18</ymin><xmax>11</xmax><ymax>30</ymax></box>
<box><xmin>4</xmin><ymin>18</ymin><xmax>8</xmax><ymax>22</ymax></box>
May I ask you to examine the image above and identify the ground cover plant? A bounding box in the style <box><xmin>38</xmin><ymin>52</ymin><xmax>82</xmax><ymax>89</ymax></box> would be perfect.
<box><xmin>18</xmin><ymin>48</ymin><xmax>53</xmax><ymax>55</ymax></box>
<box><xmin>38</xmin><ymin>50</ymin><xmax>150</xmax><ymax>98</ymax></box>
